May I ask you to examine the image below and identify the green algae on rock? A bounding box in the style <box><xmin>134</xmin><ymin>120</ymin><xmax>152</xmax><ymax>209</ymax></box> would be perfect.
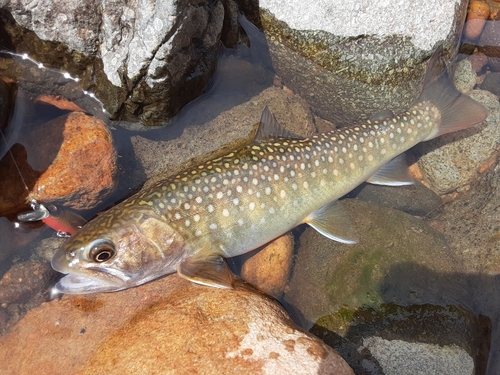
<box><xmin>258</xmin><ymin>4</ymin><xmax>468</xmax><ymax>125</ymax></box>
<box><xmin>282</xmin><ymin>199</ymin><xmax>469</xmax><ymax>325</ymax></box>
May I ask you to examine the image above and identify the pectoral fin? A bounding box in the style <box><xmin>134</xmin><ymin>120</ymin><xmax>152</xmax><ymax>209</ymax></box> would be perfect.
<box><xmin>305</xmin><ymin>200</ymin><xmax>358</xmax><ymax>244</ymax></box>
<box><xmin>177</xmin><ymin>254</ymin><xmax>233</xmax><ymax>289</ymax></box>
<box><xmin>367</xmin><ymin>154</ymin><xmax>414</xmax><ymax>186</ymax></box>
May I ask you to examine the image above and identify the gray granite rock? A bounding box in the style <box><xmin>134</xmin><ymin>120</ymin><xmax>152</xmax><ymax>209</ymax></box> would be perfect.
<box><xmin>417</xmin><ymin>89</ymin><xmax>500</xmax><ymax>194</ymax></box>
<box><xmin>0</xmin><ymin>0</ymin><xmax>229</xmax><ymax>126</ymax></box>
<box><xmin>258</xmin><ymin>0</ymin><xmax>469</xmax><ymax>125</ymax></box>
<box><xmin>363</xmin><ymin>337</ymin><xmax>474</xmax><ymax>375</ymax></box>
<box><xmin>453</xmin><ymin>58</ymin><xmax>477</xmax><ymax>93</ymax></box>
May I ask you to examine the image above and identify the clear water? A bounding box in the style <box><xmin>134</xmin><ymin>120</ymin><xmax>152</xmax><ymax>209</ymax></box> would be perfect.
<box><xmin>0</xmin><ymin>15</ymin><xmax>499</xmax><ymax>375</ymax></box>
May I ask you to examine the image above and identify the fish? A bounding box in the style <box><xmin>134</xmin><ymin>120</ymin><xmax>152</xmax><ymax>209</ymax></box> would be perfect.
<box><xmin>18</xmin><ymin>201</ymin><xmax>87</xmax><ymax>236</ymax></box>
<box><xmin>51</xmin><ymin>48</ymin><xmax>488</xmax><ymax>294</ymax></box>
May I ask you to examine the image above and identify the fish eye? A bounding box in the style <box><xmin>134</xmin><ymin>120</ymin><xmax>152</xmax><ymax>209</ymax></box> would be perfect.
<box><xmin>89</xmin><ymin>240</ymin><xmax>116</xmax><ymax>263</ymax></box>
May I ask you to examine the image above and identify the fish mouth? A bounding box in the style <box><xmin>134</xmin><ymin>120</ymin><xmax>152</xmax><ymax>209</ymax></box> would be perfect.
<box><xmin>51</xmin><ymin>248</ymin><xmax>129</xmax><ymax>294</ymax></box>
<box><xmin>55</xmin><ymin>273</ymin><xmax>127</xmax><ymax>294</ymax></box>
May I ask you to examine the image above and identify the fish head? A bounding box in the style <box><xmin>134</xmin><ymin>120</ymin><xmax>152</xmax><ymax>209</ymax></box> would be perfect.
<box><xmin>51</xmin><ymin>208</ymin><xmax>188</xmax><ymax>294</ymax></box>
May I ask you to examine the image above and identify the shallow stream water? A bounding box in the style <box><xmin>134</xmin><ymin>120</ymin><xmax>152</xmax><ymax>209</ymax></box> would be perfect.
<box><xmin>0</xmin><ymin>15</ymin><xmax>499</xmax><ymax>375</ymax></box>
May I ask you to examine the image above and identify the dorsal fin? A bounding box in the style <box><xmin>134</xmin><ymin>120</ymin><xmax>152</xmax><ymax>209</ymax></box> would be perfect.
<box><xmin>254</xmin><ymin>106</ymin><xmax>303</xmax><ymax>142</ymax></box>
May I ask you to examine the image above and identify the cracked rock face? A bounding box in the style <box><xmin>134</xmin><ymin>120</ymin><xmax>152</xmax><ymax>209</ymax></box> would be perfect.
<box><xmin>0</xmin><ymin>0</ymin><xmax>228</xmax><ymax>126</ymax></box>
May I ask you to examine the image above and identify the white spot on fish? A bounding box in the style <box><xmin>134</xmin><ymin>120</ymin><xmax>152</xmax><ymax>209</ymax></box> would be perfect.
<box><xmin>208</xmin><ymin>205</ymin><xmax>214</xmax><ymax>213</ymax></box>
<box><xmin>194</xmin><ymin>214</ymin><xmax>200</xmax><ymax>222</ymax></box>
<box><xmin>223</xmin><ymin>209</ymin><xmax>229</xmax><ymax>217</ymax></box>
<box><xmin>249</xmin><ymin>202</ymin><xmax>255</xmax><ymax>211</ymax></box>
<box><xmin>209</xmin><ymin>223</ymin><xmax>217</xmax><ymax>230</ymax></box>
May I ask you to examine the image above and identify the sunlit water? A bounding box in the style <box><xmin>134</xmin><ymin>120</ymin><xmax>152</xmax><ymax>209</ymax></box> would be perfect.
<box><xmin>0</xmin><ymin>14</ymin><xmax>499</xmax><ymax>375</ymax></box>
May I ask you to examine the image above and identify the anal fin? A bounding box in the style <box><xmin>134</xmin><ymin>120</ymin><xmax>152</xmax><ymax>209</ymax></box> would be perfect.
<box><xmin>366</xmin><ymin>154</ymin><xmax>414</xmax><ymax>186</ymax></box>
<box><xmin>304</xmin><ymin>200</ymin><xmax>358</xmax><ymax>244</ymax></box>
<box><xmin>178</xmin><ymin>254</ymin><xmax>233</xmax><ymax>289</ymax></box>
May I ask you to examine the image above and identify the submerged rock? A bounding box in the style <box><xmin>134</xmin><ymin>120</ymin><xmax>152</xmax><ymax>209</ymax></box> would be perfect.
<box><xmin>0</xmin><ymin>276</ymin><xmax>354</xmax><ymax>375</ymax></box>
<box><xmin>348</xmin><ymin>180</ymin><xmax>443</xmax><ymax>217</ymax></box>
<box><xmin>283</xmin><ymin>199</ymin><xmax>469</xmax><ymax>326</ymax></box>
<box><xmin>416</xmin><ymin>89</ymin><xmax>500</xmax><ymax>195</ymax></box>
<box><xmin>258</xmin><ymin>0</ymin><xmax>468</xmax><ymax>125</ymax></box>
<box><xmin>312</xmin><ymin>304</ymin><xmax>483</xmax><ymax>375</ymax></box>
<box><xmin>0</xmin><ymin>260</ymin><xmax>56</xmax><ymax>305</ymax></box>
<box><xmin>477</xmin><ymin>20</ymin><xmax>500</xmax><ymax>72</ymax></box>
<box><xmin>282</xmin><ymin>199</ymin><xmax>485</xmax><ymax>373</ymax></box>
<box><xmin>131</xmin><ymin>86</ymin><xmax>315</xmax><ymax>183</ymax></box>
<box><xmin>27</xmin><ymin>112</ymin><xmax>117</xmax><ymax>209</ymax></box>
<box><xmin>238</xmin><ymin>233</ymin><xmax>294</xmax><ymax>298</ymax></box>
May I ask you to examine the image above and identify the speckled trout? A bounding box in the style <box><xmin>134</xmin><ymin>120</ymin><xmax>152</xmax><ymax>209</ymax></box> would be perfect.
<box><xmin>51</xmin><ymin>49</ymin><xmax>487</xmax><ymax>294</ymax></box>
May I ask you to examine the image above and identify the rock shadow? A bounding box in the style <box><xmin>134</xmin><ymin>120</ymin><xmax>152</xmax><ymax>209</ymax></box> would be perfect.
<box><xmin>311</xmin><ymin>262</ymin><xmax>498</xmax><ymax>375</ymax></box>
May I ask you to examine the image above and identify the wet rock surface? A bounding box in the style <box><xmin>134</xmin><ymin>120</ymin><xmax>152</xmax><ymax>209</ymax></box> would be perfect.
<box><xmin>131</xmin><ymin>86</ymin><xmax>315</xmax><ymax>184</ymax></box>
<box><xmin>0</xmin><ymin>111</ymin><xmax>117</xmax><ymax>213</ymax></box>
<box><xmin>312</xmin><ymin>304</ymin><xmax>483</xmax><ymax>375</ymax></box>
<box><xmin>0</xmin><ymin>0</ymin><xmax>229</xmax><ymax>126</ymax></box>
<box><xmin>258</xmin><ymin>0</ymin><xmax>468</xmax><ymax>125</ymax></box>
<box><xmin>237</xmin><ymin>233</ymin><xmax>294</xmax><ymax>298</ymax></box>
<box><xmin>27</xmin><ymin>112</ymin><xmax>117</xmax><ymax>209</ymax></box>
<box><xmin>0</xmin><ymin>260</ymin><xmax>56</xmax><ymax>305</ymax></box>
<box><xmin>282</xmin><ymin>198</ymin><xmax>487</xmax><ymax>373</ymax></box>
<box><xmin>283</xmin><ymin>199</ymin><xmax>470</xmax><ymax>324</ymax></box>
<box><xmin>416</xmin><ymin>89</ymin><xmax>500</xmax><ymax>194</ymax></box>
<box><xmin>348</xmin><ymin>181</ymin><xmax>443</xmax><ymax>217</ymax></box>
<box><xmin>0</xmin><ymin>276</ymin><xmax>354</xmax><ymax>375</ymax></box>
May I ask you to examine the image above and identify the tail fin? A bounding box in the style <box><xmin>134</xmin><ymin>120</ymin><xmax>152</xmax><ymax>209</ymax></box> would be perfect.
<box><xmin>417</xmin><ymin>46</ymin><xmax>488</xmax><ymax>141</ymax></box>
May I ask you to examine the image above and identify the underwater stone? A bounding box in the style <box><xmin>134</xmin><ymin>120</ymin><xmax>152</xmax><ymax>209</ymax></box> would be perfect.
<box><xmin>283</xmin><ymin>199</ymin><xmax>470</xmax><ymax>326</ymax></box>
<box><xmin>283</xmin><ymin>198</ymin><xmax>484</xmax><ymax>372</ymax></box>
<box><xmin>349</xmin><ymin>180</ymin><xmax>443</xmax><ymax>217</ymax></box>
<box><xmin>417</xmin><ymin>89</ymin><xmax>500</xmax><ymax>195</ymax></box>
<box><xmin>477</xmin><ymin>20</ymin><xmax>500</xmax><ymax>71</ymax></box>
<box><xmin>480</xmin><ymin>72</ymin><xmax>500</xmax><ymax>96</ymax></box>
<box><xmin>258</xmin><ymin>0</ymin><xmax>469</xmax><ymax>125</ymax></box>
<box><xmin>0</xmin><ymin>260</ymin><xmax>56</xmax><ymax>305</ymax></box>
<box><xmin>27</xmin><ymin>112</ymin><xmax>117</xmax><ymax>209</ymax></box>
<box><xmin>239</xmin><ymin>233</ymin><xmax>294</xmax><ymax>298</ymax></box>
<box><xmin>453</xmin><ymin>58</ymin><xmax>477</xmax><ymax>93</ymax></box>
<box><xmin>312</xmin><ymin>304</ymin><xmax>482</xmax><ymax>375</ymax></box>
